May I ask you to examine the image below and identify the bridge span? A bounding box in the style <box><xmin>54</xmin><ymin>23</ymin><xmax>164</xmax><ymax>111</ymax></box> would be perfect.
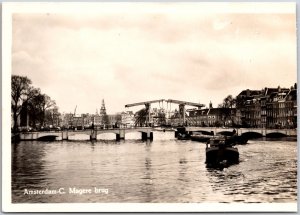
<box><xmin>17</xmin><ymin>127</ymin><xmax>297</xmax><ymax>141</ymax></box>
<box><xmin>185</xmin><ymin>127</ymin><xmax>297</xmax><ymax>138</ymax></box>
<box><xmin>19</xmin><ymin>127</ymin><xmax>154</xmax><ymax>141</ymax></box>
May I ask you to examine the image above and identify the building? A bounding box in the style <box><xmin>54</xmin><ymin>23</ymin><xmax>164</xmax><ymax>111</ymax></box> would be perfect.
<box><xmin>107</xmin><ymin>114</ymin><xmax>122</xmax><ymax>127</ymax></box>
<box><xmin>121</xmin><ymin>111</ymin><xmax>135</xmax><ymax>127</ymax></box>
<box><xmin>151</xmin><ymin>108</ymin><xmax>166</xmax><ymax>126</ymax></box>
<box><xmin>236</xmin><ymin>89</ymin><xmax>262</xmax><ymax>127</ymax></box>
<box><xmin>236</xmin><ymin>84</ymin><xmax>297</xmax><ymax>128</ymax></box>
<box><xmin>186</xmin><ymin>107</ymin><xmax>232</xmax><ymax>127</ymax></box>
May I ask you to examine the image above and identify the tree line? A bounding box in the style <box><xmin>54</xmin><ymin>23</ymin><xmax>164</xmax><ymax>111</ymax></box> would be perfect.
<box><xmin>11</xmin><ymin>75</ymin><xmax>58</xmax><ymax>132</ymax></box>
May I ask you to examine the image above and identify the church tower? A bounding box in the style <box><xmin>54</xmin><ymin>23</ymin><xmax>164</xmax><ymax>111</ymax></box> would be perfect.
<box><xmin>100</xmin><ymin>99</ymin><xmax>107</xmax><ymax>116</ymax></box>
<box><xmin>100</xmin><ymin>99</ymin><xmax>109</xmax><ymax>126</ymax></box>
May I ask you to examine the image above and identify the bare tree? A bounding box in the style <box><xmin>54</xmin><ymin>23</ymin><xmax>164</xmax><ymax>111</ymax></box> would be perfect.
<box><xmin>40</xmin><ymin>94</ymin><xmax>56</xmax><ymax>126</ymax></box>
<box><xmin>44</xmin><ymin>106</ymin><xmax>60</xmax><ymax>127</ymax></box>
<box><xmin>222</xmin><ymin>95</ymin><xmax>236</xmax><ymax>108</ymax></box>
<box><xmin>218</xmin><ymin>95</ymin><xmax>237</xmax><ymax>127</ymax></box>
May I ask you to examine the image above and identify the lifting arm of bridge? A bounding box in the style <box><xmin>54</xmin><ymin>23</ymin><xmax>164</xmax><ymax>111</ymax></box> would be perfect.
<box><xmin>166</xmin><ymin>99</ymin><xmax>205</xmax><ymax>125</ymax></box>
<box><xmin>125</xmin><ymin>99</ymin><xmax>165</xmax><ymax>126</ymax></box>
<box><xmin>124</xmin><ymin>99</ymin><xmax>165</xmax><ymax>108</ymax></box>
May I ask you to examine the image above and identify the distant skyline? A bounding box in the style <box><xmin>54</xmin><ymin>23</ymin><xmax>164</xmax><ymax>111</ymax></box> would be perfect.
<box><xmin>11</xmin><ymin>3</ymin><xmax>296</xmax><ymax>114</ymax></box>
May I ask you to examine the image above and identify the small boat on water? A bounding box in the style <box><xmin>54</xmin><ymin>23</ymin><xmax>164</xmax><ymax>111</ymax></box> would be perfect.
<box><xmin>219</xmin><ymin>129</ymin><xmax>248</xmax><ymax>145</ymax></box>
<box><xmin>226</xmin><ymin>134</ymin><xmax>248</xmax><ymax>145</ymax></box>
<box><xmin>205</xmin><ymin>136</ymin><xmax>239</xmax><ymax>168</ymax></box>
<box><xmin>190</xmin><ymin>130</ymin><xmax>214</xmax><ymax>142</ymax></box>
<box><xmin>177</xmin><ymin>132</ymin><xmax>190</xmax><ymax>140</ymax></box>
<box><xmin>176</xmin><ymin>127</ymin><xmax>191</xmax><ymax>140</ymax></box>
<box><xmin>190</xmin><ymin>133</ymin><xmax>212</xmax><ymax>142</ymax></box>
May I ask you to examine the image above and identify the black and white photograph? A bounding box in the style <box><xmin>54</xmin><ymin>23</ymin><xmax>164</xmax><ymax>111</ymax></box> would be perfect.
<box><xmin>2</xmin><ymin>2</ymin><xmax>297</xmax><ymax>212</ymax></box>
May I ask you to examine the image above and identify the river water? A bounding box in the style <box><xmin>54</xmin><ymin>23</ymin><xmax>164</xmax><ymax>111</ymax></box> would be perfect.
<box><xmin>11</xmin><ymin>131</ymin><xmax>297</xmax><ymax>203</ymax></box>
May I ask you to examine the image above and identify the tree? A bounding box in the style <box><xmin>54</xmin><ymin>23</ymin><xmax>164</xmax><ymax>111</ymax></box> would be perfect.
<box><xmin>11</xmin><ymin>75</ymin><xmax>32</xmax><ymax>132</ymax></box>
<box><xmin>44</xmin><ymin>106</ymin><xmax>61</xmax><ymax>127</ymax></box>
<box><xmin>40</xmin><ymin>94</ymin><xmax>56</xmax><ymax>126</ymax></box>
<box><xmin>157</xmin><ymin>112</ymin><xmax>166</xmax><ymax>126</ymax></box>
<box><xmin>11</xmin><ymin>75</ymin><xmax>60</xmax><ymax>131</ymax></box>
<box><xmin>219</xmin><ymin>95</ymin><xmax>237</xmax><ymax>127</ymax></box>
<box><xmin>114</xmin><ymin>114</ymin><xmax>122</xmax><ymax>127</ymax></box>
<box><xmin>26</xmin><ymin>88</ymin><xmax>44</xmax><ymax>128</ymax></box>
<box><xmin>222</xmin><ymin>95</ymin><xmax>236</xmax><ymax>108</ymax></box>
<box><xmin>101</xmin><ymin>114</ymin><xmax>109</xmax><ymax>126</ymax></box>
<box><xmin>134</xmin><ymin>108</ymin><xmax>148</xmax><ymax>126</ymax></box>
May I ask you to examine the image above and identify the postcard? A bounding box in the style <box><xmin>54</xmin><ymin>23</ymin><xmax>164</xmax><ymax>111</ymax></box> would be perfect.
<box><xmin>2</xmin><ymin>2</ymin><xmax>297</xmax><ymax>212</ymax></box>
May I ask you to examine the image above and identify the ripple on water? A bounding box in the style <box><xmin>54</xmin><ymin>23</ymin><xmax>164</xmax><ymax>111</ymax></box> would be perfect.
<box><xmin>11</xmin><ymin>136</ymin><xmax>297</xmax><ymax>203</ymax></box>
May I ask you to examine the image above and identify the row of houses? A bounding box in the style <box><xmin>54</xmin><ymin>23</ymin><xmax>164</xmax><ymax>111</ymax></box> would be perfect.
<box><xmin>15</xmin><ymin>85</ymin><xmax>297</xmax><ymax>130</ymax></box>
<box><xmin>237</xmin><ymin>85</ymin><xmax>297</xmax><ymax>128</ymax></box>
<box><xmin>168</xmin><ymin>102</ymin><xmax>234</xmax><ymax>127</ymax></box>
<box><xmin>167</xmin><ymin>84</ymin><xmax>297</xmax><ymax>129</ymax></box>
<box><xmin>61</xmin><ymin>111</ymin><xmax>135</xmax><ymax>129</ymax></box>
<box><xmin>61</xmin><ymin>107</ymin><xmax>166</xmax><ymax>129</ymax></box>
<box><xmin>62</xmin><ymin>84</ymin><xmax>297</xmax><ymax>129</ymax></box>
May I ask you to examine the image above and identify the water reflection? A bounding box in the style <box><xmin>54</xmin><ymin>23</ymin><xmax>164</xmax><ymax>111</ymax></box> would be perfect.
<box><xmin>12</xmin><ymin>141</ymin><xmax>49</xmax><ymax>202</ymax></box>
<box><xmin>11</xmin><ymin>133</ymin><xmax>297</xmax><ymax>203</ymax></box>
<box><xmin>141</xmin><ymin>141</ymin><xmax>154</xmax><ymax>202</ymax></box>
<box><xmin>178</xmin><ymin>158</ymin><xmax>188</xmax><ymax>182</ymax></box>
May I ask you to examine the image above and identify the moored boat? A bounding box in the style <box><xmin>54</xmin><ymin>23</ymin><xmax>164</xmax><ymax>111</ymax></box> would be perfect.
<box><xmin>218</xmin><ymin>129</ymin><xmax>248</xmax><ymax>145</ymax></box>
<box><xmin>176</xmin><ymin>127</ymin><xmax>191</xmax><ymax>140</ymax></box>
<box><xmin>190</xmin><ymin>133</ymin><xmax>212</xmax><ymax>142</ymax></box>
<box><xmin>226</xmin><ymin>134</ymin><xmax>248</xmax><ymax>145</ymax></box>
<box><xmin>177</xmin><ymin>132</ymin><xmax>190</xmax><ymax>140</ymax></box>
<box><xmin>205</xmin><ymin>136</ymin><xmax>239</xmax><ymax>168</ymax></box>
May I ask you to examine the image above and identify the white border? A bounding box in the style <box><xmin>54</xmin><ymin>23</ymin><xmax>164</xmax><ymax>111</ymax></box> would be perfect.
<box><xmin>2</xmin><ymin>203</ymin><xmax>298</xmax><ymax>213</ymax></box>
<box><xmin>2</xmin><ymin>2</ymin><xmax>297</xmax><ymax>213</ymax></box>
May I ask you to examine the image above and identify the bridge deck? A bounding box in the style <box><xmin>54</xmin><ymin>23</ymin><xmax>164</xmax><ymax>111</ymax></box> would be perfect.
<box><xmin>18</xmin><ymin>127</ymin><xmax>155</xmax><ymax>141</ymax></box>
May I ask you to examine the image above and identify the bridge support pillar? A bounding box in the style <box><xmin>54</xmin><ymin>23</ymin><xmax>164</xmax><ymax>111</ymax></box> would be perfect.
<box><xmin>142</xmin><ymin>132</ymin><xmax>153</xmax><ymax>141</ymax></box>
<box><xmin>62</xmin><ymin>131</ymin><xmax>68</xmax><ymax>140</ymax></box>
<box><xmin>116</xmin><ymin>129</ymin><xmax>125</xmax><ymax>141</ymax></box>
<box><xmin>90</xmin><ymin>130</ymin><xmax>97</xmax><ymax>140</ymax></box>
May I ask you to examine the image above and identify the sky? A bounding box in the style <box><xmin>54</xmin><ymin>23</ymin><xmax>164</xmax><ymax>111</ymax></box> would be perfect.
<box><xmin>11</xmin><ymin>3</ymin><xmax>297</xmax><ymax>115</ymax></box>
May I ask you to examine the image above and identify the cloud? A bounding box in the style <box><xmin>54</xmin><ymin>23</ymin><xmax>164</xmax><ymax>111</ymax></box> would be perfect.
<box><xmin>12</xmin><ymin>9</ymin><xmax>296</xmax><ymax>114</ymax></box>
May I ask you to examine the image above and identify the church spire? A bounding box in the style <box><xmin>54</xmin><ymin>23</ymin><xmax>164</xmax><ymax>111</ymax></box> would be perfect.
<box><xmin>100</xmin><ymin>99</ymin><xmax>107</xmax><ymax>116</ymax></box>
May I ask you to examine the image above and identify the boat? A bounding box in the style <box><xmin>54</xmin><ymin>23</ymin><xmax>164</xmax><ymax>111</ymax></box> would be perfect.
<box><xmin>190</xmin><ymin>132</ymin><xmax>213</xmax><ymax>142</ymax></box>
<box><xmin>220</xmin><ymin>129</ymin><xmax>248</xmax><ymax>145</ymax></box>
<box><xmin>226</xmin><ymin>134</ymin><xmax>248</xmax><ymax>145</ymax></box>
<box><xmin>176</xmin><ymin>127</ymin><xmax>191</xmax><ymax>140</ymax></box>
<box><xmin>177</xmin><ymin>132</ymin><xmax>190</xmax><ymax>140</ymax></box>
<box><xmin>205</xmin><ymin>136</ymin><xmax>239</xmax><ymax>168</ymax></box>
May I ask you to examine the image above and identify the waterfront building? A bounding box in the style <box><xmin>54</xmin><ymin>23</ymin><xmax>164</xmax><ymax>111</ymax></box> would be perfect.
<box><xmin>121</xmin><ymin>111</ymin><xmax>135</xmax><ymax>127</ymax></box>
<box><xmin>236</xmin><ymin>84</ymin><xmax>297</xmax><ymax>128</ymax></box>
<box><xmin>266</xmin><ymin>87</ymin><xmax>296</xmax><ymax>128</ymax></box>
<box><xmin>107</xmin><ymin>114</ymin><xmax>122</xmax><ymax>127</ymax></box>
<box><xmin>72</xmin><ymin>116</ymin><xmax>84</xmax><ymax>127</ymax></box>
<box><xmin>186</xmin><ymin>107</ymin><xmax>232</xmax><ymax>127</ymax></box>
<box><xmin>93</xmin><ymin>115</ymin><xmax>102</xmax><ymax>126</ymax></box>
<box><xmin>183</xmin><ymin>84</ymin><xmax>297</xmax><ymax>129</ymax></box>
<box><xmin>236</xmin><ymin>89</ymin><xmax>262</xmax><ymax>127</ymax></box>
<box><xmin>82</xmin><ymin>114</ymin><xmax>93</xmax><ymax>127</ymax></box>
